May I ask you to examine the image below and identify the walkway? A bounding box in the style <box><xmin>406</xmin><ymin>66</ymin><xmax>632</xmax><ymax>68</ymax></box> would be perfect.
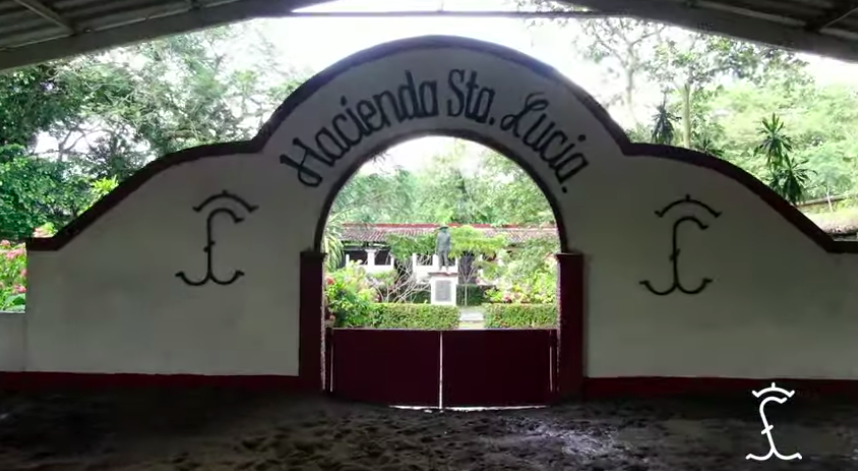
<box><xmin>458</xmin><ymin>307</ymin><xmax>484</xmax><ymax>329</ymax></box>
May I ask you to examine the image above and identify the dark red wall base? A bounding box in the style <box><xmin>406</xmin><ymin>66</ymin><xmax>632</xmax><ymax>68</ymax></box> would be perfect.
<box><xmin>0</xmin><ymin>372</ymin><xmax>307</xmax><ymax>391</ymax></box>
<box><xmin>583</xmin><ymin>377</ymin><xmax>858</xmax><ymax>399</ymax></box>
<box><xmin>4</xmin><ymin>373</ymin><xmax>858</xmax><ymax>400</ymax></box>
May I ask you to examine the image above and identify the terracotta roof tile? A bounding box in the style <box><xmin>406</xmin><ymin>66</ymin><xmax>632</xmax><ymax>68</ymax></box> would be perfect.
<box><xmin>340</xmin><ymin>223</ymin><xmax>557</xmax><ymax>244</ymax></box>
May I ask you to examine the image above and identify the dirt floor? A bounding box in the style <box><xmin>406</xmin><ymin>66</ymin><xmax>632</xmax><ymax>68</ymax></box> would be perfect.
<box><xmin>0</xmin><ymin>389</ymin><xmax>856</xmax><ymax>471</ymax></box>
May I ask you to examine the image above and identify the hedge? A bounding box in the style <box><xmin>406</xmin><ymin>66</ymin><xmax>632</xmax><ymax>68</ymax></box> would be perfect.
<box><xmin>484</xmin><ymin>304</ymin><xmax>557</xmax><ymax>328</ymax></box>
<box><xmin>342</xmin><ymin>303</ymin><xmax>459</xmax><ymax>329</ymax></box>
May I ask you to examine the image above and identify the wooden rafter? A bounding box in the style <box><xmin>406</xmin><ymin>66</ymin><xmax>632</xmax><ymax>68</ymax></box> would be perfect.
<box><xmin>12</xmin><ymin>0</ymin><xmax>74</xmax><ymax>33</ymax></box>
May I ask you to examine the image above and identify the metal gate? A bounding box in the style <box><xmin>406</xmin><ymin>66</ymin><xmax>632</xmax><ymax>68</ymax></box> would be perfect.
<box><xmin>328</xmin><ymin>328</ymin><xmax>556</xmax><ymax>407</ymax></box>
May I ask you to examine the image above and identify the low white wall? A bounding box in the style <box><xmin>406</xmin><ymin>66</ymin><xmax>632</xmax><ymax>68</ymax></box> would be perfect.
<box><xmin>0</xmin><ymin>312</ymin><xmax>25</xmax><ymax>371</ymax></box>
<box><xmin>24</xmin><ymin>156</ymin><xmax>305</xmax><ymax>376</ymax></box>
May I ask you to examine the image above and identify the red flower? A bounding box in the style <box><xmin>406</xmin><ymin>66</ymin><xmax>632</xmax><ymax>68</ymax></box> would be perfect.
<box><xmin>14</xmin><ymin>285</ymin><xmax>26</xmax><ymax>294</ymax></box>
<box><xmin>326</xmin><ymin>276</ymin><xmax>334</xmax><ymax>285</ymax></box>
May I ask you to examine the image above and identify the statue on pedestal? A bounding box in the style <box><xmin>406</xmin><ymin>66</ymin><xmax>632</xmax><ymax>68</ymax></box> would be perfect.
<box><xmin>435</xmin><ymin>225</ymin><xmax>452</xmax><ymax>271</ymax></box>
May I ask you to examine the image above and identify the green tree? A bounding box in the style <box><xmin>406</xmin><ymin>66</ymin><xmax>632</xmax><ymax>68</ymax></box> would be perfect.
<box><xmin>648</xmin><ymin>34</ymin><xmax>806</xmax><ymax>148</ymax></box>
<box><xmin>651</xmin><ymin>99</ymin><xmax>677</xmax><ymax>145</ymax></box>
<box><xmin>756</xmin><ymin>114</ymin><xmax>811</xmax><ymax>204</ymax></box>
<box><xmin>0</xmin><ymin>145</ymin><xmax>90</xmax><ymax>240</ymax></box>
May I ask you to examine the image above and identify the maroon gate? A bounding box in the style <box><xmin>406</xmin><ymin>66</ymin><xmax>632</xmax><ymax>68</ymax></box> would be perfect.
<box><xmin>443</xmin><ymin>329</ymin><xmax>555</xmax><ymax>407</ymax></box>
<box><xmin>323</xmin><ymin>253</ymin><xmax>583</xmax><ymax>407</ymax></box>
<box><xmin>328</xmin><ymin>328</ymin><xmax>556</xmax><ymax>407</ymax></box>
<box><xmin>329</xmin><ymin>329</ymin><xmax>441</xmax><ymax>406</ymax></box>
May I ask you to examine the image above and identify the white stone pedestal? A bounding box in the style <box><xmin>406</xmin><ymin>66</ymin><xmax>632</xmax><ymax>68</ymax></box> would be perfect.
<box><xmin>428</xmin><ymin>272</ymin><xmax>458</xmax><ymax>306</ymax></box>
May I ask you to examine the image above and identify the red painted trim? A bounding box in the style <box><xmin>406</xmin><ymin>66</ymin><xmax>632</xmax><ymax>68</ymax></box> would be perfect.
<box><xmin>299</xmin><ymin>251</ymin><xmax>325</xmax><ymax>392</ymax></box>
<box><xmin>583</xmin><ymin>377</ymin><xmax>858</xmax><ymax>399</ymax></box>
<box><xmin>555</xmin><ymin>252</ymin><xmax>584</xmax><ymax>399</ymax></box>
<box><xmin>0</xmin><ymin>372</ymin><xmax>304</xmax><ymax>391</ymax></box>
<box><xmin>324</xmin><ymin>327</ymin><xmax>333</xmax><ymax>393</ymax></box>
<box><xmin>27</xmin><ymin>35</ymin><xmax>858</xmax><ymax>254</ymax></box>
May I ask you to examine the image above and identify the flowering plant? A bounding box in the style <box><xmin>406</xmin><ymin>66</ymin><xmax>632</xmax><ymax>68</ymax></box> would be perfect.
<box><xmin>0</xmin><ymin>240</ymin><xmax>27</xmax><ymax>311</ymax></box>
<box><xmin>324</xmin><ymin>262</ymin><xmax>379</xmax><ymax>327</ymax></box>
<box><xmin>0</xmin><ymin>223</ymin><xmax>54</xmax><ymax>311</ymax></box>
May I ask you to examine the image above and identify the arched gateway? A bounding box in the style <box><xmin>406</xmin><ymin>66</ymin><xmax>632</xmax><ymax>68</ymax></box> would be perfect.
<box><xmin>13</xmin><ymin>36</ymin><xmax>858</xmax><ymax>401</ymax></box>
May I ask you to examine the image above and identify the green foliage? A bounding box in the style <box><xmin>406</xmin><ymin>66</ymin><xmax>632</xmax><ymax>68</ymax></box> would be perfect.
<box><xmin>484</xmin><ymin>304</ymin><xmax>557</xmax><ymax>329</ymax></box>
<box><xmin>330</xmin><ymin>145</ymin><xmax>555</xmax><ymax>227</ymax></box>
<box><xmin>651</xmin><ymin>99</ymin><xmax>677</xmax><ymax>145</ymax></box>
<box><xmin>484</xmin><ymin>238</ymin><xmax>558</xmax><ymax>304</ymax></box>
<box><xmin>324</xmin><ymin>263</ymin><xmax>378</xmax><ymax>328</ymax></box>
<box><xmin>756</xmin><ymin>114</ymin><xmax>812</xmax><ymax>204</ymax></box>
<box><xmin>369</xmin><ymin>304</ymin><xmax>459</xmax><ymax>329</ymax></box>
<box><xmin>0</xmin><ymin>146</ymin><xmax>91</xmax><ymax>240</ymax></box>
<box><xmin>457</xmin><ymin>284</ymin><xmax>490</xmax><ymax>306</ymax></box>
<box><xmin>386</xmin><ymin>225</ymin><xmax>507</xmax><ymax>261</ymax></box>
<box><xmin>0</xmin><ymin>63</ymin><xmax>84</xmax><ymax>148</ymax></box>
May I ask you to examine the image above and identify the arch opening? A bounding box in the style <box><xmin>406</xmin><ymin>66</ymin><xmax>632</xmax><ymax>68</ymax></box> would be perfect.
<box><xmin>320</xmin><ymin>135</ymin><xmax>576</xmax><ymax>408</ymax></box>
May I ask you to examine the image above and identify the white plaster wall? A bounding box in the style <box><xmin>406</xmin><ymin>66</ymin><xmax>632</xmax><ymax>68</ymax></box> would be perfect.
<box><xmin>0</xmin><ymin>313</ymin><xmax>25</xmax><ymax>371</ymax></box>
<box><xmin>572</xmin><ymin>156</ymin><xmax>857</xmax><ymax>379</ymax></box>
<box><xmin>26</xmin><ymin>155</ymin><xmax>307</xmax><ymax>375</ymax></box>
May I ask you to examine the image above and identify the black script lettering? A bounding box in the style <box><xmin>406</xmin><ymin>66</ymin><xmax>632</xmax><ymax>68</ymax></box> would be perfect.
<box><xmin>397</xmin><ymin>71</ymin><xmax>422</xmax><ymax>121</ymax></box>
<box><xmin>292</xmin><ymin>137</ymin><xmax>334</xmax><ymax>166</ymax></box>
<box><xmin>280</xmin><ymin>153</ymin><xmax>323</xmax><ymax>188</ymax></box>
<box><xmin>463</xmin><ymin>71</ymin><xmax>495</xmax><ymax>123</ymax></box>
<box><xmin>332</xmin><ymin>114</ymin><xmax>361</xmax><ymax>147</ymax></box>
<box><xmin>315</xmin><ymin>128</ymin><xmax>348</xmax><ymax>161</ymax></box>
<box><xmin>539</xmin><ymin>130</ymin><xmax>569</xmax><ymax>160</ymax></box>
<box><xmin>419</xmin><ymin>80</ymin><xmax>439</xmax><ymax>117</ymax></box>
<box><xmin>447</xmin><ymin>69</ymin><xmax>466</xmax><ymax>117</ymax></box>
<box><xmin>372</xmin><ymin>91</ymin><xmax>400</xmax><ymax>127</ymax></box>
<box><xmin>552</xmin><ymin>152</ymin><xmax>589</xmax><ymax>184</ymax></box>
<box><xmin>337</xmin><ymin>97</ymin><xmax>369</xmax><ymax>145</ymax></box>
<box><xmin>500</xmin><ymin>92</ymin><xmax>549</xmax><ymax>137</ymax></box>
<box><xmin>523</xmin><ymin>116</ymin><xmax>555</xmax><ymax>150</ymax></box>
<box><xmin>357</xmin><ymin>99</ymin><xmax>383</xmax><ymax>132</ymax></box>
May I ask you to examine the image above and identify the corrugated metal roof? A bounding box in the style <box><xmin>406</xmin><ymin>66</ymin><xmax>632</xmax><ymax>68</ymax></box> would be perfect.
<box><xmin>0</xmin><ymin>0</ymin><xmax>322</xmax><ymax>70</ymax></box>
<box><xmin>567</xmin><ymin>0</ymin><xmax>858</xmax><ymax>63</ymax></box>
<box><xmin>2</xmin><ymin>0</ymin><xmax>858</xmax><ymax>71</ymax></box>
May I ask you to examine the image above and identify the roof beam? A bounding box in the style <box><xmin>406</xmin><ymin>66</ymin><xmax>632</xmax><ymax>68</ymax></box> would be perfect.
<box><xmin>564</xmin><ymin>0</ymin><xmax>858</xmax><ymax>63</ymax></box>
<box><xmin>0</xmin><ymin>0</ymin><xmax>312</xmax><ymax>71</ymax></box>
<box><xmin>12</xmin><ymin>0</ymin><xmax>74</xmax><ymax>33</ymax></box>
<box><xmin>805</xmin><ymin>0</ymin><xmax>858</xmax><ymax>32</ymax></box>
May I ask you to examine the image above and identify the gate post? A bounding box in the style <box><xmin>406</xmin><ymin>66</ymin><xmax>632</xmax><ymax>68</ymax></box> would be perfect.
<box><xmin>555</xmin><ymin>252</ymin><xmax>584</xmax><ymax>399</ymax></box>
<box><xmin>299</xmin><ymin>251</ymin><xmax>326</xmax><ymax>392</ymax></box>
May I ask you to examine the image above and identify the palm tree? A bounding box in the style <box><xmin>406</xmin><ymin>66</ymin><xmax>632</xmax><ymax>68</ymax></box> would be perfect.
<box><xmin>322</xmin><ymin>210</ymin><xmax>347</xmax><ymax>272</ymax></box>
<box><xmin>651</xmin><ymin>99</ymin><xmax>677</xmax><ymax>145</ymax></box>
<box><xmin>755</xmin><ymin>114</ymin><xmax>812</xmax><ymax>204</ymax></box>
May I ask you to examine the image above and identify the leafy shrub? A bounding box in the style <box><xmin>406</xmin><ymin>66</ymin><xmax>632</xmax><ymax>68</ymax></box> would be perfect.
<box><xmin>325</xmin><ymin>262</ymin><xmax>378</xmax><ymax>328</ymax></box>
<box><xmin>0</xmin><ymin>240</ymin><xmax>27</xmax><ymax>311</ymax></box>
<box><xmin>484</xmin><ymin>304</ymin><xmax>557</xmax><ymax>328</ymax></box>
<box><xmin>486</xmin><ymin>270</ymin><xmax>556</xmax><ymax>304</ymax></box>
<box><xmin>372</xmin><ymin>303</ymin><xmax>459</xmax><ymax>329</ymax></box>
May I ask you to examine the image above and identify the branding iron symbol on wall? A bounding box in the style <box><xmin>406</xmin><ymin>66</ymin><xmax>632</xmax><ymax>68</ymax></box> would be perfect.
<box><xmin>176</xmin><ymin>190</ymin><xmax>258</xmax><ymax>287</ymax></box>
<box><xmin>640</xmin><ymin>194</ymin><xmax>721</xmax><ymax>296</ymax></box>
